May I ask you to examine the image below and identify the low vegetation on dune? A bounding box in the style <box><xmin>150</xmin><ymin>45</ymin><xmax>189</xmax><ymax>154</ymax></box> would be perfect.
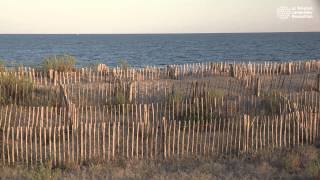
<box><xmin>42</xmin><ymin>54</ymin><xmax>76</xmax><ymax>72</ymax></box>
<box><xmin>207</xmin><ymin>89</ymin><xmax>225</xmax><ymax>99</ymax></box>
<box><xmin>0</xmin><ymin>60</ymin><xmax>6</xmax><ymax>72</ymax></box>
<box><xmin>259</xmin><ymin>92</ymin><xmax>282</xmax><ymax>115</ymax></box>
<box><xmin>168</xmin><ymin>88</ymin><xmax>183</xmax><ymax>103</ymax></box>
<box><xmin>282</xmin><ymin>146</ymin><xmax>320</xmax><ymax>176</ymax></box>
<box><xmin>118</xmin><ymin>59</ymin><xmax>130</xmax><ymax>70</ymax></box>
<box><xmin>0</xmin><ymin>146</ymin><xmax>319</xmax><ymax>179</ymax></box>
<box><xmin>0</xmin><ymin>73</ymin><xmax>34</xmax><ymax>104</ymax></box>
<box><xmin>0</xmin><ymin>59</ymin><xmax>319</xmax><ymax>179</ymax></box>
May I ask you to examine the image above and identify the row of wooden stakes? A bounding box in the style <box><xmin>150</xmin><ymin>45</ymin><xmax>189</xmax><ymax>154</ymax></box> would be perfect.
<box><xmin>1</xmin><ymin>109</ymin><xmax>318</xmax><ymax>166</ymax></box>
<box><xmin>1</xmin><ymin>73</ymin><xmax>320</xmax><ymax>107</ymax></box>
<box><xmin>1</xmin><ymin>89</ymin><xmax>320</xmax><ymax>129</ymax></box>
<box><xmin>1</xmin><ymin>60</ymin><xmax>319</xmax><ymax>85</ymax></box>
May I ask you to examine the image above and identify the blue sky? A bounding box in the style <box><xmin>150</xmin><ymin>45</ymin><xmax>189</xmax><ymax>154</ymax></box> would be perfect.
<box><xmin>0</xmin><ymin>0</ymin><xmax>319</xmax><ymax>33</ymax></box>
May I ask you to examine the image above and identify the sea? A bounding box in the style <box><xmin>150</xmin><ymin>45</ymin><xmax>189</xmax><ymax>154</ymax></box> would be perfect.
<box><xmin>0</xmin><ymin>32</ymin><xmax>319</xmax><ymax>67</ymax></box>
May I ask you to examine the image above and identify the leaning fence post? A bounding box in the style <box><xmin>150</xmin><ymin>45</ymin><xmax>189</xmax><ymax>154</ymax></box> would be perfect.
<box><xmin>229</xmin><ymin>63</ymin><xmax>236</xmax><ymax>78</ymax></box>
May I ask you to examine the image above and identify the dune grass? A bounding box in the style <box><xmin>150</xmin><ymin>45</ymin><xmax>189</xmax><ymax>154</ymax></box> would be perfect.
<box><xmin>42</xmin><ymin>54</ymin><xmax>76</xmax><ymax>72</ymax></box>
<box><xmin>0</xmin><ymin>73</ymin><xmax>34</xmax><ymax>104</ymax></box>
<box><xmin>0</xmin><ymin>146</ymin><xmax>318</xmax><ymax>179</ymax></box>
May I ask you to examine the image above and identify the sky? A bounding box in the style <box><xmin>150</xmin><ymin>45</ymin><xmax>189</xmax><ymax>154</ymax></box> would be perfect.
<box><xmin>0</xmin><ymin>0</ymin><xmax>319</xmax><ymax>33</ymax></box>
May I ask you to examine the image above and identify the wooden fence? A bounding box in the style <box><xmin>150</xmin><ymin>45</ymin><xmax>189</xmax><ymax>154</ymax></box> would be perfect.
<box><xmin>0</xmin><ymin>90</ymin><xmax>319</xmax><ymax>129</ymax></box>
<box><xmin>0</xmin><ymin>60</ymin><xmax>319</xmax><ymax>166</ymax></box>
<box><xmin>1</xmin><ymin>73</ymin><xmax>319</xmax><ymax>106</ymax></box>
<box><xmin>1</xmin><ymin>108</ymin><xmax>318</xmax><ymax>166</ymax></box>
<box><xmin>1</xmin><ymin>60</ymin><xmax>320</xmax><ymax>85</ymax></box>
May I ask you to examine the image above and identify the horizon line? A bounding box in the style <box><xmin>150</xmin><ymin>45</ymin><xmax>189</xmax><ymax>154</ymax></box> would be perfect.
<box><xmin>0</xmin><ymin>31</ymin><xmax>320</xmax><ymax>35</ymax></box>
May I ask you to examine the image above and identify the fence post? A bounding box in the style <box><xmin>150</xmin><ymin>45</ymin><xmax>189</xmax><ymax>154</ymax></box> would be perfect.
<box><xmin>317</xmin><ymin>74</ymin><xmax>320</xmax><ymax>92</ymax></box>
<box><xmin>255</xmin><ymin>78</ymin><xmax>261</xmax><ymax>97</ymax></box>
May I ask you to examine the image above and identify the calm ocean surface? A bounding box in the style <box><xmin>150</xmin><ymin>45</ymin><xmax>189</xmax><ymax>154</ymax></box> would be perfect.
<box><xmin>0</xmin><ymin>33</ymin><xmax>319</xmax><ymax>67</ymax></box>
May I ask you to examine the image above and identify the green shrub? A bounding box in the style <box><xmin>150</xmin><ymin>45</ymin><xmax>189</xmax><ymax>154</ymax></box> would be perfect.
<box><xmin>118</xmin><ymin>60</ymin><xmax>130</xmax><ymax>71</ymax></box>
<box><xmin>0</xmin><ymin>74</ymin><xmax>34</xmax><ymax>104</ymax></box>
<box><xmin>282</xmin><ymin>152</ymin><xmax>302</xmax><ymax>173</ymax></box>
<box><xmin>0</xmin><ymin>60</ymin><xmax>6</xmax><ymax>72</ymax></box>
<box><xmin>301</xmin><ymin>146</ymin><xmax>320</xmax><ymax>177</ymax></box>
<box><xmin>207</xmin><ymin>89</ymin><xmax>224</xmax><ymax>98</ymax></box>
<box><xmin>33</xmin><ymin>87</ymin><xmax>60</xmax><ymax>106</ymax></box>
<box><xmin>115</xmin><ymin>92</ymin><xmax>126</xmax><ymax>105</ymax></box>
<box><xmin>260</xmin><ymin>92</ymin><xmax>282</xmax><ymax>115</ymax></box>
<box><xmin>281</xmin><ymin>146</ymin><xmax>320</xmax><ymax>176</ymax></box>
<box><xmin>42</xmin><ymin>54</ymin><xmax>76</xmax><ymax>72</ymax></box>
<box><xmin>305</xmin><ymin>161</ymin><xmax>320</xmax><ymax>177</ymax></box>
<box><xmin>26</xmin><ymin>165</ymin><xmax>61</xmax><ymax>180</ymax></box>
<box><xmin>168</xmin><ymin>91</ymin><xmax>183</xmax><ymax>103</ymax></box>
